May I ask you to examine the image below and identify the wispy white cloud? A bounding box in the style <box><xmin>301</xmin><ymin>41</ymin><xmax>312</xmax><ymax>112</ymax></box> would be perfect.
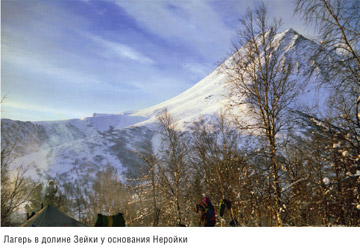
<box><xmin>109</xmin><ymin>0</ymin><xmax>235</xmax><ymax>59</ymax></box>
<box><xmin>87</xmin><ymin>35</ymin><xmax>155</xmax><ymax>64</ymax></box>
<box><xmin>2</xmin><ymin>48</ymin><xmax>124</xmax><ymax>93</ymax></box>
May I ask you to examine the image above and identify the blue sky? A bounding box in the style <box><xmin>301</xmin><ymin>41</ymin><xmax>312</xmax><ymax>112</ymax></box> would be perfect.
<box><xmin>1</xmin><ymin>0</ymin><xmax>314</xmax><ymax>121</ymax></box>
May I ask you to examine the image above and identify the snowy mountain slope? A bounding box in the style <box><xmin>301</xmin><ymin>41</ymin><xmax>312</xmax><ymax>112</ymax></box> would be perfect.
<box><xmin>1</xmin><ymin>112</ymin><xmax>152</xmax><ymax>181</ymax></box>
<box><xmin>133</xmin><ymin>28</ymin><xmax>327</xmax><ymax>126</ymax></box>
<box><xmin>1</xmin><ymin>28</ymin><xmax>329</xmax><ymax>180</ymax></box>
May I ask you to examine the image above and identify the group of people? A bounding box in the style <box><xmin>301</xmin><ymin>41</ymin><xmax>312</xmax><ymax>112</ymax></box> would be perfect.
<box><xmin>195</xmin><ymin>197</ymin><xmax>238</xmax><ymax>227</ymax></box>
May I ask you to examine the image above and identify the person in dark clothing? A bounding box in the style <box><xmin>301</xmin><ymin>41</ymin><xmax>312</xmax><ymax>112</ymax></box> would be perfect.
<box><xmin>219</xmin><ymin>198</ymin><xmax>238</xmax><ymax>226</ymax></box>
<box><xmin>195</xmin><ymin>196</ymin><xmax>216</xmax><ymax>227</ymax></box>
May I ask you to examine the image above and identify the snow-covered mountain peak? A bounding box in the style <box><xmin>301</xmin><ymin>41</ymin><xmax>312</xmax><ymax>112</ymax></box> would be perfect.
<box><xmin>133</xmin><ymin>28</ymin><xmax>321</xmax><ymax>125</ymax></box>
<box><xmin>1</xmin><ymin>28</ymin><xmax>327</xmax><ymax>179</ymax></box>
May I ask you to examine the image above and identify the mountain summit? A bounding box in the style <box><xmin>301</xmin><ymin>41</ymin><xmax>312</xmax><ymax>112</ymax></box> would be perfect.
<box><xmin>1</xmin><ymin>29</ymin><xmax>327</xmax><ymax>179</ymax></box>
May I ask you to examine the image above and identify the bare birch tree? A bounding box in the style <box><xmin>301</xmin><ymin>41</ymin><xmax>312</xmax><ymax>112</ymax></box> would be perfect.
<box><xmin>294</xmin><ymin>0</ymin><xmax>359</xmax><ymax>157</ymax></box>
<box><xmin>87</xmin><ymin>164</ymin><xmax>128</xmax><ymax>223</ymax></box>
<box><xmin>221</xmin><ymin>2</ymin><xmax>300</xmax><ymax>226</ymax></box>
<box><xmin>133</xmin><ymin>151</ymin><xmax>160</xmax><ymax>226</ymax></box>
<box><xmin>1</xmin><ymin>145</ymin><xmax>34</xmax><ymax>226</ymax></box>
<box><xmin>295</xmin><ymin>0</ymin><xmax>360</xmax><ymax>224</ymax></box>
<box><xmin>156</xmin><ymin>109</ymin><xmax>190</xmax><ymax>226</ymax></box>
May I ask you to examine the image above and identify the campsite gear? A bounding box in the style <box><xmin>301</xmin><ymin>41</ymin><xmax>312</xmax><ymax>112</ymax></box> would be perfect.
<box><xmin>95</xmin><ymin>213</ymin><xmax>125</xmax><ymax>227</ymax></box>
<box><xmin>21</xmin><ymin>205</ymin><xmax>87</xmax><ymax>227</ymax></box>
<box><xmin>219</xmin><ymin>199</ymin><xmax>238</xmax><ymax>226</ymax></box>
